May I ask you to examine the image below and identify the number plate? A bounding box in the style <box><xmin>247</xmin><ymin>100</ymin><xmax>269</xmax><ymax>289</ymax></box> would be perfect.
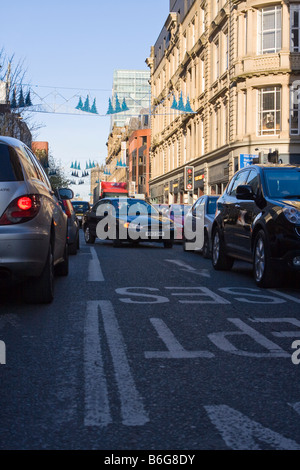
<box><xmin>145</xmin><ymin>231</ymin><xmax>164</xmax><ymax>237</ymax></box>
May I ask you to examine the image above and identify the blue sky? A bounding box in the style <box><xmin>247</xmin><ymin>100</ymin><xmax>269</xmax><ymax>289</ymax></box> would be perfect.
<box><xmin>1</xmin><ymin>0</ymin><xmax>169</xmax><ymax>181</ymax></box>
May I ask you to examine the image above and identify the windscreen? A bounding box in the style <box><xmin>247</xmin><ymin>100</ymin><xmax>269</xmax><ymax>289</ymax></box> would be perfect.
<box><xmin>207</xmin><ymin>198</ymin><xmax>218</xmax><ymax>214</ymax></box>
<box><xmin>264</xmin><ymin>169</ymin><xmax>300</xmax><ymax>198</ymax></box>
<box><xmin>72</xmin><ymin>202</ymin><xmax>90</xmax><ymax>211</ymax></box>
<box><xmin>0</xmin><ymin>143</ymin><xmax>24</xmax><ymax>182</ymax></box>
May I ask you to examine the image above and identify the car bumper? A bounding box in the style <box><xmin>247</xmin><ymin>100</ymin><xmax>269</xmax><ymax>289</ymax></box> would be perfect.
<box><xmin>0</xmin><ymin>227</ymin><xmax>49</xmax><ymax>279</ymax></box>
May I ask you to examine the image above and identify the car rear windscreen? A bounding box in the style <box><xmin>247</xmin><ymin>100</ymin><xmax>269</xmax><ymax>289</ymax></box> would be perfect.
<box><xmin>0</xmin><ymin>143</ymin><xmax>24</xmax><ymax>182</ymax></box>
<box><xmin>72</xmin><ymin>202</ymin><xmax>90</xmax><ymax>211</ymax></box>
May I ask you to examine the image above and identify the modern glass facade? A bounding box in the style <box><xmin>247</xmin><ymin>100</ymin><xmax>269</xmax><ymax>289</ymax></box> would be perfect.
<box><xmin>110</xmin><ymin>70</ymin><xmax>151</xmax><ymax>129</ymax></box>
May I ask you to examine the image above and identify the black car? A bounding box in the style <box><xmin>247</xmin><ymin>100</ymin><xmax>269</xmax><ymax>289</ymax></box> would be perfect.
<box><xmin>59</xmin><ymin>197</ymin><xmax>80</xmax><ymax>255</ymax></box>
<box><xmin>211</xmin><ymin>164</ymin><xmax>300</xmax><ymax>287</ymax></box>
<box><xmin>71</xmin><ymin>200</ymin><xmax>91</xmax><ymax>227</ymax></box>
<box><xmin>82</xmin><ymin>197</ymin><xmax>176</xmax><ymax>248</ymax></box>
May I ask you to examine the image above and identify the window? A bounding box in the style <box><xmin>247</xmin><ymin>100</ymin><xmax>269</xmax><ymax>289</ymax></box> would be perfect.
<box><xmin>228</xmin><ymin>170</ymin><xmax>250</xmax><ymax>197</ymax></box>
<box><xmin>290</xmin><ymin>84</ymin><xmax>300</xmax><ymax>135</ymax></box>
<box><xmin>258</xmin><ymin>6</ymin><xmax>282</xmax><ymax>54</ymax></box>
<box><xmin>224</xmin><ymin>31</ymin><xmax>229</xmax><ymax>70</ymax></box>
<box><xmin>214</xmin><ymin>39</ymin><xmax>220</xmax><ymax>80</ymax></box>
<box><xmin>291</xmin><ymin>4</ymin><xmax>300</xmax><ymax>52</ymax></box>
<box><xmin>258</xmin><ymin>87</ymin><xmax>281</xmax><ymax>136</ymax></box>
<box><xmin>246</xmin><ymin>169</ymin><xmax>260</xmax><ymax>196</ymax></box>
<box><xmin>201</xmin><ymin>57</ymin><xmax>205</xmax><ymax>93</ymax></box>
<box><xmin>0</xmin><ymin>144</ymin><xmax>24</xmax><ymax>182</ymax></box>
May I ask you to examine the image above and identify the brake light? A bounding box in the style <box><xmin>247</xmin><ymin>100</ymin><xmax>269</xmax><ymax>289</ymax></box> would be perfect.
<box><xmin>0</xmin><ymin>195</ymin><xmax>41</xmax><ymax>225</ymax></box>
<box><xmin>17</xmin><ymin>197</ymin><xmax>33</xmax><ymax>211</ymax></box>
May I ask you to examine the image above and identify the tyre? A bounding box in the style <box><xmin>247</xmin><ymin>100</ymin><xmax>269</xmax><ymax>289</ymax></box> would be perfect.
<box><xmin>77</xmin><ymin>232</ymin><xmax>80</xmax><ymax>250</ymax></box>
<box><xmin>55</xmin><ymin>241</ymin><xmax>69</xmax><ymax>277</ymax></box>
<box><xmin>68</xmin><ymin>238</ymin><xmax>77</xmax><ymax>255</ymax></box>
<box><xmin>164</xmin><ymin>241</ymin><xmax>173</xmax><ymax>249</ymax></box>
<box><xmin>202</xmin><ymin>231</ymin><xmax>211</xmax><ymax>259</ymax></box>
<box><xmin>113</xmin><ymin>239</ymin><xmax>122</xmax><ymax>247</ymax></box>
<box><xmin>253</xmin><ymin>230</ymin><xmax>279</xmax><ymax>288</ymax></box>
<box><xmin>24</xmin><ymin>245</ymin><xmax>54</xmax><ymax>304</ymax></box>
<box><xmin>183</xmin><ymin>236</ymin><xmax>188</xmax><ymax>252</ymax></box>
<box><xmin>212</xmin><ymin>227</ymin><xmax>234</xmax><ymax>271</ymax></box>
<box><xmin>84</xmin><ymin>226</ymin><xmax>95</xmax><ymax>244</ymax></box>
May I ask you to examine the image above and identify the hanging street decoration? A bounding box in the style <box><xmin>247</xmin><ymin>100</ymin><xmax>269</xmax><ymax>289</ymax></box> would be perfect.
<box><xmin>171</xmin><ymin>92</ymin><xmax>195</xmax><ymax>113</ymax></box>
<box><xmin>106</xmin><ymin>94</ymin><xmax>129</xmax><ymax>115</ymax></box>
<box><xmin>115</xmin><ymin>159</ymin><xmax>127</xmax><ymax>168</ymax></box>
<box><xmin>75</xmin><ymin>95</ymin><xmax>99</xmax><ymax>114</ymax></box>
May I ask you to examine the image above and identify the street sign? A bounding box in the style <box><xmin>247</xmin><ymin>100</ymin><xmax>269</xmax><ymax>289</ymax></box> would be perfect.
<box><xmin>240</xmin><ymin>154</ymin><xmax>258</xmax><ymax>169</ymax></box>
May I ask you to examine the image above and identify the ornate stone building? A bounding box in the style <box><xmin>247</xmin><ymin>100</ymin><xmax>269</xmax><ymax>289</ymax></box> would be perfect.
<box><xmin>147</xmin><ymin>0</ymin><xmax>300</xmax><ymax>204</ymax></box>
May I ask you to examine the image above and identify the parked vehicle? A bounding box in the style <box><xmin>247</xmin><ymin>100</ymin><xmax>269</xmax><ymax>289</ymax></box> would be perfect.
<box><xmin>71</xmin><ymin>200</ymin><xmax>90</xmax><ymax>227</ymax></box>
<box><xmin>59</xmin><ymin>196</ymin><xmax>80</xmax><ymax>255</ymax></box>
<box><xmin>168</xmin><ymin>203</ymin><xmax>192</xmax><ymax>241</ymax></box>
<box><xmin>211</xmin><ymin>163</ymin><xmax>300</xmax><ymax>287</ymax></box>
<box><xmin>184</xmin><ymin>196</ymin><xmax>219</xmax><ymax>257</ymax></box>
<box><xmin>0</xmin><ymin>136</ymin><xmax>72</xmax><ymax>303</ymax></box>
<box><xmin>99</xmin><ymin>181</ymin><xmax>128</xmax><ymax>199</ymax></box>
<box><xmin>82</xmin><ymin>197</ymin><xmax>176</xmax><ymax>248</ymax></box>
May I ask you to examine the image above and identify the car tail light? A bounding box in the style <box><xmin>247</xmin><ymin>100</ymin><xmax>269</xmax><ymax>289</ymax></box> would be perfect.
<box><xmin>0</xmin><ymin>195</ymin><xmax>41</xmax><ymax>225</ymax></box>
<box><xmin>63</xmin><ymin>200</ymin><xmax>72</xmax><ymax>218</ymax></box>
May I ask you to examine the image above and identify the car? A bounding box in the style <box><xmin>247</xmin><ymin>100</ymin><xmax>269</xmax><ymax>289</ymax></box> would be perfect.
<box><xmin>211</xmin><ymin>163</ymin><xmax>300</xmax><ymax>287</ymax></box>
<box><xmin>59</xmin><ymin>196</ymin><xmax>80</xmax><ymax>255</ymax></box>
<box><xmin>183</xmin><ymin>196</ymin><xmax>219</xmax><ymax>257</ymax></box>
<box><xmin>168</xmin><ymin>203</ymin><xmax>192</xmax><ymax>242</ymax></box>
<box><xmin>82</xmin><ymin>197</ymin><xmax>176</xmax><ymax>248</ymax></box>
<box><xmin>0</xmin><ymin>136</ymin><xmax>72</xmax><ymax>303</ymax></box>
<box><xmin>71</xmin><ymin>200</ymin><xmax>91</xmax><ymax>227</ymax></box>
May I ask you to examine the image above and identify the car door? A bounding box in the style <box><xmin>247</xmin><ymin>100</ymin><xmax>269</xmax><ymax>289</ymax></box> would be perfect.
<box><xmin>236</xmin><ymin>168</ymin><xmax>261</xmax><ymax>256</ymax></box>
<box><xmin>223</xmin><ymin>169</ymin><xmax>250</xmax><ymax>254</ymax></box>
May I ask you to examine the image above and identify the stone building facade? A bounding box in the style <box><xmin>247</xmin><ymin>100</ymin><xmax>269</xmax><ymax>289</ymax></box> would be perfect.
<box><xmin>146</xmin><ymin>0</ymin><xmax>300</xmax><ymax>204</ymax></box>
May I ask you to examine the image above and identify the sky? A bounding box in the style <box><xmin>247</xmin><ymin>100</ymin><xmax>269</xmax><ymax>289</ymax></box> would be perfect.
<box><xmin>1</xmin><ymin>0</ymin><xmax>169</xmax><ymax>198</ymax></box>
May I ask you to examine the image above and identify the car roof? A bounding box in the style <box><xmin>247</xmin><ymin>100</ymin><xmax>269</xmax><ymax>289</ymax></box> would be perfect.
<box><xmin>0</xmin><ymin>135</ymin><xmax>26</xmax><ymax>149</ymax></box>
<box><xmin>245</xmin><ymin>164</ymin><xmax>300</xmax><ymax>170</ymax></box>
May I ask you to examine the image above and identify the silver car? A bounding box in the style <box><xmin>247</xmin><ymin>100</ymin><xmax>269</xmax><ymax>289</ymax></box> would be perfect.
<box><xmin>183</xmin><ymin>195</ymin><xmax>220</xmax><ymax>257</ymax></box>
<box><xmin>0</xmin><ymin>136</ymin><xmax>71</xmax><ymax>303</ymax></box>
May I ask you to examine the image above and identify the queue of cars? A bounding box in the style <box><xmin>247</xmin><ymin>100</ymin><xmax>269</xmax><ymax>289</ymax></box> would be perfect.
<box><xmin>183</xmin><ymin>162</ymin><xmax>300</xmax><ymax>288</ymax></box>
<box><xmin>1</xmin><ymin>134</ymin><xmax>299</xmax><ymax>300</ymax></box>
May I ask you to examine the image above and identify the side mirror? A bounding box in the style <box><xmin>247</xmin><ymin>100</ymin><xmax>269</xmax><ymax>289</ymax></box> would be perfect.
<box><xmin>236</xmin><ymin>185</ymin><xmax>254</xmax><ymax>200</ymax></box>
<box><xmin>58</xmin><ymin>188</ymin><xmax>74</xmax><ymax>200</ymax></box>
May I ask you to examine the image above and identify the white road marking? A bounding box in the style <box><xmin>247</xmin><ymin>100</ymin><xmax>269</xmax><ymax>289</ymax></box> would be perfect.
<box><xmin>145</xmin><ymin>318</ymin><xmax>214</xmax><ymax>359</ymax></box>
<box><xmin>289</xmin><ymin>402</ymin><xmax>300</xmax><ymax>415</ymax></box>
<box><xmin>208</xmin><ymin>318</ymin><xmax>290</xmax><ymax>357</ymax></box>
<box><xmin>88</xmin><ymin>247</ymin><xmax>104</xmax><ymax>282</ymax></box>
<box><xmin>268</xmin><ymin>289</ymin><xmax>300</xmax><ymax>304</ymax></box>
<box><xmin>99</xmin><ymin>300</ymin><xmax>149</xmax><ymax>426</ymax></box>
<box><xmin>84</xmin><ymin>301</ymin><xmax>111</xmax><ymax>427</ymax></box>
<box><xmin>205</xmin><ymin>404</ymin><xmax>300</xmax><ymax>450</ymax></box>
<box><xmin>165</xmin><ymin>259</ymin><xmax>211</xmax><ymax>278</ymax></box>
<box><xmin>165</xmin><ymin>287</ymin><xmax>231</xmax><ymax>304</ymax></box>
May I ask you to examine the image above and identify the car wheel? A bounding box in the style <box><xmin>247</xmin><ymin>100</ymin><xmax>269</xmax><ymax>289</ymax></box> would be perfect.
<box><xmin>24</xmin><ymin>245</ymin><xmax>54</xmax><ymax>304</ymax></box>
<box><xmin>77</xmin><ymin>232</ymin><xmax>80</xmax><ymax>250</ymax></box>
<box><xmin>55</xmin><ymin>241</ymin><xmax>69</xmax><ymax>277</ymax></box>
<box><xmin>164</xmin><ymin>241</ymin><xmax>173</xmax><ymax>249</ymax></box>
<box><xmin>212</xmin><ymin>227</ymin><xmax>234</xmax><ymax>271</ymax></box>
<box><xmin>253</xmin><ymin>230</ymin><xmax>279</xmax><ymax>288</ymax></box>
<box><xmin>202</xmin><ymin>231</ymin><xmax>210</xmax><ymax>259</ymax></box>
<box><xmin>84</xmin><ymin>226</ymin><xmax>95</xmax><ymax>244</ymax></box>
<box><xmin>113</xmin><ymin>239</ymin><xmax>122</xmax><ymax>247</ymax></box>
<box><xmin>68</xmin><ymin>239</ymin><xmax>77</xmax><ymax>255</ymax></box>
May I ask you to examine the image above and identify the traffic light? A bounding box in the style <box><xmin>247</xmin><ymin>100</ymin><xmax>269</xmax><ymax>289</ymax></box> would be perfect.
<box><xmin>268</xmin><ymin>149</ymin><xmax>279</xmax><ymax>164</ymax></box>
<box><xmin>184</xmin><ymin>166</ymin><xmax>194</xmax><ymax>191</ymax></box>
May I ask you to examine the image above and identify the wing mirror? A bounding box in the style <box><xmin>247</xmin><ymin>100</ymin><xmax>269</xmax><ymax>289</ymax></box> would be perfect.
<box><xmin>58</xmin><ymin>188</ymin><xmax>74</xmax><ymax>200</ymax></box>
<box><xmin>236</xmin><ymin>185</ymin><xmax>254</xmax><ymax>200</ymax></box>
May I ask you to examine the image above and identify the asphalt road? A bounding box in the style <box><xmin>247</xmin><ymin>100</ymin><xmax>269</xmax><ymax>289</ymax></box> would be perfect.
<box><xmin>1</xmin><ymin>231</ymin><xmax>300</xmax><ymax>450</ymax></box>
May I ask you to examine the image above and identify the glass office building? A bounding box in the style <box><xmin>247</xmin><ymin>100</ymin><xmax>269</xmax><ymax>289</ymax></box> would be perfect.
<box><xmin>110</xmin><ymin>70</ymin><xmax>151</xmax><ymax>129</ymax></box>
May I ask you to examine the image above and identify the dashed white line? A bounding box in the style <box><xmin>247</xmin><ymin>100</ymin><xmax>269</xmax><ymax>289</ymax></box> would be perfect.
<box><xmin>88</xmin><ymin>247</ymin><xmax>105</xmax><ymax>282</ymax></box>
<box><xmin>84</xmin><ymin>301</ymin><xmax>111</xmax><ymax>427</ymax></box>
